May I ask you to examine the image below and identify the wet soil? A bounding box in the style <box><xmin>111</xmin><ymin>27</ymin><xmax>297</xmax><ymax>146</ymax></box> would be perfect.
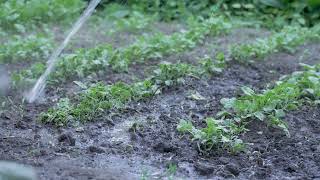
<box><xmin>1</xmin><ymin>26</ymin><xmax>320</xmax><ymax>180</ymax></box>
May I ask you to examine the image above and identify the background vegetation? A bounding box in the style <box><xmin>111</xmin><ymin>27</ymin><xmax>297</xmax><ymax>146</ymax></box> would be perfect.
<box><xmin>1</xmin><ymin>0</ymin><xmax>319</xmax><ymax>33</ymax></box>
<box><xmin>97</xmin><ymin>0</ymin><xmax>320</xmax><ymax>26</ymax></box>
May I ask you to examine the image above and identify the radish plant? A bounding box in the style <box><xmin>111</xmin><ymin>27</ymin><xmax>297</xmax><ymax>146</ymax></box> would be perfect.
<box><xmin>179</xmin><ymin>63</ymin><xmax>320</xmax><ymax>152</ymax></box>
<box><xmin>40</xmin><ymin>54</ymin><xmax>226</xmax><ymax>125</ymax></box>
<box><xmin>12</xmin><ymin>16</ymin><xmax>232</xmax><ymax>87</ymax></box>
<box><xmin>0</xmin><ymin>34</ymin><xmax>54</xmax><ymax>63</ymax></box>
<box><xmin>230</xmin><ymin>25</ymin><xmax>320</xmax><ymax>62</ymax></box>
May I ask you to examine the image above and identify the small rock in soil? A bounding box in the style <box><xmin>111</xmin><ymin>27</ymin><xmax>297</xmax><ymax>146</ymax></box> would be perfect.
<box><xmin>286</xmin><ymin>163</ymin><xmax>299</xmax><ymax>173</ymax></box>
<box><xmin>105</xmin><ymin>118</ymin><xmax>115</xmax><ymax>126</ymax></box>
<box><xmin>75</xmin><ymin>127</ymin><xmax>84</xmax><ymax>132</ymax></box>
<box><xmin>194</xmin><ymin>161</ymin><xmax>215</xmax><ymax>175</ymax></box>
<box><xmin>153</xmin><ymin>142</ymin><xmax>176</xmax><ymax>153</ymax></box>
<box><xmin>57</xmin><ymin>132</ymin><xmax>76</xmax><ymax>146</ymax></box>
<box><xmin>218</xmin><ymin>157</ymin><xmax>230</xmax><ymax>165</ymax></box>
<box><xmin>159</xmin><ymin>113</ymin><xmax>174</xmax><ymax>123</ymax></box>
<box><xmin>0</xmin><ymin>113</ymin><xmax>10</xmax><ymax>120</ymax></box>
<box><xmin>33</xmin><ymin>134</ymin><xmax>41</xmax><ymax>140</ymax></box>
<box><xmin>55</xmin><ymin>147</ymin><xmax>68</xmax><ymax>153</ymax></box>
<box><xmin>254</xmin><ymin>167</ymin><xmax>269</xmax><ymax>179</ymax></box>
<box><xmin>88</xmin><ymin>146</ymin><xmax>105</xmax><ymax>154</ymax></box>
<box><xmin>32</xmin><ymin>149</ymin><xmax>48</xmax><ymax>157</ymax></box>
<box><xmin>225</xmin><ymin>163</ymin><xmax>240</xmax><ymax>176</ymax></box>
<box><xmin>15</xmin><ymin>121</ymin><xmax>28</xmax><ymax>129</ymax></box>
<box><xmin>23</xmin><ymin>115</ymin><xmax>33</xmax><ymax>122</ymax></box>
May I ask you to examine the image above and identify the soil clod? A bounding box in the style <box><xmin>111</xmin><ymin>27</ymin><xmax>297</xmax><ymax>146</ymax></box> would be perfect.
<box><xmin>57</xmin><ymin>132</ymin><xmax>76</xmax><ymax>146</ymax></box>
<box><xmin>194</xmin><ymin>161</ymin><xmax>216</xmax><ymax>175</ymax></box>
<box><xmin>88</xmin><ymin>145</ymin><xmax>105</xmax><ymax>154</ymax></box>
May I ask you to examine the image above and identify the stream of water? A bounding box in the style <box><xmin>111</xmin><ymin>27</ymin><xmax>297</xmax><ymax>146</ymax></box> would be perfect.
<box><xmin>26</xmin><ymin>0</ymin><xmax>101</xmax><ymax>103</ymax></box>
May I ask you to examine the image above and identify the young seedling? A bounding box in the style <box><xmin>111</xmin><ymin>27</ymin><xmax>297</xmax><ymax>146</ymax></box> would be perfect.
<box><xmin>179</xmin><ymin>63</ymin><xmax>320</xmax><ymax>152</ymax></box>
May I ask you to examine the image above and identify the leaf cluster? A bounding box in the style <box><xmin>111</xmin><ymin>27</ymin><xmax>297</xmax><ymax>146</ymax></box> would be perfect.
<box><xmin>40</xmin><ymin>55</ymin><xmax>226</xmax><ymax>125</ymax></box>
<box><xmin>178</xmin><ymin>63</ymin><xmax>320</xmax><ymax>152</ymax></box>
<box><xmin>230</xmin><ymin>25</ymin><xmax>320</xmax><ymax>62</ymax></box>
<box><xmin>12</xmin><ymin>16</ymin><xmax>232</xmax><ymax>87</ymax></box>
<box><xmin>0</xmin><ymin>34</ymin><xmax>54</xmax><ymax>63</ymax></box>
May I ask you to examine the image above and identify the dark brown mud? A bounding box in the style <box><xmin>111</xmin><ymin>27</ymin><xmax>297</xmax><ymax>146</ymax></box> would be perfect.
<box><xmin>1</xmin><ymin>26</ymin><xmax>320</xmax><ymax>179</ymax></box>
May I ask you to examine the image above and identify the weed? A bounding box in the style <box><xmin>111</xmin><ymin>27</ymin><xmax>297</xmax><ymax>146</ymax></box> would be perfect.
<box><xmin>166</xmin><ymin>163</ymin><xmax>177</xmax><ymax>180</ymax></box>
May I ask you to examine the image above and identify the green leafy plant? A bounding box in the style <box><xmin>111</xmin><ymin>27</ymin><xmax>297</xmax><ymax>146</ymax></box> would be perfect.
<box><xmin>99</xmin><ymin>0</ymin><xmax>320</xmax><ymax>27</ymax></box>
<box><xmin>92</xmin><ymin>3</ymin><xmax>157</xmax><ymax>34</ymax></box>
<box><xmin>39</xmin><ymin>82</ymin><xmax>134</xmax><ymax>124</ymax></box>
<box><xmin>40</xmin><ymin>56</ymin><xmax>227</xmax><ymax>125</ymax></box>
<box><xmin>179</xmin><ymin>63</ymin><xmax>320</xmax><ymax>152</ymax></box>
<box><xmin>12</xmin><ymin>16</ymin><xmax>232</xmax><ymax>87</ymax></box>
<box><xmin>0</xmin><ymin>0</ymin><xmax>85</xmax><ymax>31</ymax></box>
<box><xmin>39</xmin><ymin>98</ymin><xmax>74</xmax><ymax>126</ymax></box>
<box><xmin>199</xmin><ymin>52</ymin><xmax>226</xmax><ymax>75</ymax></box>
<box><xmin>177</xmin><ymin>118</ymin><xmax>244</xmax><ymax>152</ymax></box>
<box><xmin>151</xmin><ymin>62</ymin><xmax>196</xmax><ymax>88</ymax></box>
<box><xmin>11</xmin><ymin>62</ymin><xmax>46</xmax><ymax>88</ymax></box>
<box><xmin>230</xmin><ymin>25</ymin><xmax>320</xmax><ymax>62</ymax></box>
<box><xmin>0</xmin><ymin>34</ymin><xmax>54</xmax><ymax>63</ymax></box>
<box><xmin>109</xmin><ymin>11</ymin><xmax>156</xmax><ymax>34</ymax></box>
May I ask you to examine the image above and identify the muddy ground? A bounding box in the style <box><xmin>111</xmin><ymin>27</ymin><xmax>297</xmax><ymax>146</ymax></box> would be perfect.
<box><xmin>0</xmin><ymin>25</ymin><xmax>320</xmax><ymax>180</ymax></box>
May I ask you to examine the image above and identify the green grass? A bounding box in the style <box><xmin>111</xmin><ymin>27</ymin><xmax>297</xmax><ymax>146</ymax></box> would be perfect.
<box><xmin>178</xmin><ymin>63</ymin><xmax>320</xmax><ymax>152</ymax></box>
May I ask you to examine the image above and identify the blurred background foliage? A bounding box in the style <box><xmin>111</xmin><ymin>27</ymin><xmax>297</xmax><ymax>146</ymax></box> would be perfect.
<box><xmin>97</xmin><ymin>0</ymin><xmax>320</xmax><ymax>26</ymax></box>
<box><xmin>0</xmin><ymin>0</ymin><xmax>85</xmax><ymax>30</ymax></box>
<box><xmin>0</xmin><ymin>0</ymin><xmax>319</xmax><ymax>32</ymax></box>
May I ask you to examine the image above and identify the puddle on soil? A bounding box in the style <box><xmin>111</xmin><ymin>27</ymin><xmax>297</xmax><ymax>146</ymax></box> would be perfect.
<box><xmin>37</xmin><ymin>154</ymin><xmax>169</xmax><ymax>180</ymax></box>
<box><xmin>109</xmin><ymin>120</ymin><xmax>134</xmax><ymax>145</ymax></box>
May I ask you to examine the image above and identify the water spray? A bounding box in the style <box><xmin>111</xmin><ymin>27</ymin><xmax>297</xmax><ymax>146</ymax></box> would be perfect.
<box><xmin>26</xmin><ymin>0</ymin><xmax>101</xmax><ymax>103</ymax></box>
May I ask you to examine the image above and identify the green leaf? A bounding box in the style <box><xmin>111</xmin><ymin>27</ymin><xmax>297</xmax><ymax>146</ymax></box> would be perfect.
<box><xmin>177</xmin><ymin>120</ymin><xmax>193</xmax><ymax>132</ymax></box>
<box><xmin>241</xmin><ymin>86</ymin><xmax>255</xmax><ymax>96</ymax></box>
<box><xmin>231</xmin><ymin>3</ymin><xmax>241</xmax><ymax>9</ymax></box>
<box><xmin>243</xmin><ymin>4</ymin><xmax>254</xmax><ymax>9</ymax></box>
<box><xmin>275</xmin><ymin>109</ymin><xmax>286</xmax><ymax>118</ymax></box>
<box><xmin>221</xmin><ymin>135</ymin><xmax>230</xmax><ymax>143</ymax></box>
<box><xmin>260</xmin><ymin>0</ymin><xmax>284</xmax><ymax>8</ymax></box>
<box><xmin>299</xmin><ymin>63</ymin><xmax>314</xmax><ymax>70</ymax></box>
<box><xmin>216</xmin><ymin>110</ymin><xmax>231</xmax><ymax>118</ymax></box>
<box><xmin>308</xmin><ymin>76</ymin><xmax>319</xmax><ymax>84</ymax></box>
<box><xmin>254</xmin><ymin>111</ymin><xmax>265</xmax><ymax>121</ymax></box>
<box><xmin>188</xmin><ymin>91</ymin><xmax>206</xmax><ymax>101</ymax></box>
<box><xmin>304</xmin><ymin>88</ymin><xmax>315</xmax><ymax>95</ymax></box>
<box><xmin>278</xmin><ymin>123</ymin><xmax>290</xmax><ymax>137</ymax></box>
<box><xmin>73</xmin><ymin>81</ymin><xmax>87</xmax><ymax>89</ymax></box>
<box><xmin>220</xmin><ymin>98</ymin><xmax>236</xmax><ymax>109</ymax></box>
